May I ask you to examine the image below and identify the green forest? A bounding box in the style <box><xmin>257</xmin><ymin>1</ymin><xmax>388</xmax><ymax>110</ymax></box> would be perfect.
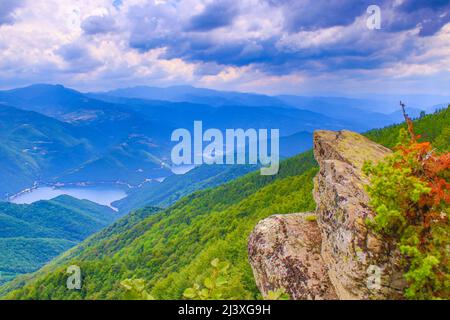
<box><xmin>0</xmin><ymin>195</ymin><xmax>118</xmax><ymax>285</ymax></box>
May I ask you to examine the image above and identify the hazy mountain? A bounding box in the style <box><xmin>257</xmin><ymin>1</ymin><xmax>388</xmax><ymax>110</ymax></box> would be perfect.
<box><xmin>279</xmin><ymin>131</ymin><xmax>314</xmax><ymax>158</ymax></box>
<box><xmin>89</xmin><ymin>92</ymin><xmax>360</xmax><ymax>134</ymax></box>
<box><xmin>0</xmin><ymin>86</ymin><xmax>175</xmax><ymax>195</ymax></box>
<box><xmin>96</xmin><ymin>85</ymin><xmax>286</xmax><ymax>107</ymax></box>
<box><xmin>0</xmin><ymin>84</ymin><xmax>91</xmax><ymax>117</ymax></box>
<box><xmin>353</xmin><ymin>94</ymin><xmax>450</xmax><ymax>114</ymax></box>
<box><xmin>277</xmin><ymin>95</ymin><xmax>401</xmax><ymax>126</ymax></box>
<box><xmin>98</xmin><ymin>85</ymin><xmax>420</xmax><ymax>129</ymax></box>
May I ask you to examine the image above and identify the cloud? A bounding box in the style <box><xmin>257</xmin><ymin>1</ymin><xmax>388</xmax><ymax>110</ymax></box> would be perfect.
<box><xmin>0</xmin><ymin>0</ymin><xmax>24</xmax><ymax>25</ymax></box>
<box><xmin>81</xmin><ymin>15</ymin><xmax>117</xmax><ymax>35</ymax></box>
<box><xmin>0</xmin><ymin>0</ymin><xmax>449</xmax><ymax>96</ymax></box>
<box><xmin>194</xmin><ymin>62</ymin><xmax>226</xmax><ymax>76</ymax></box>
<box><xmin>265</xmin><ymin>0</ymin><xmax>450</xmax><ymax>37</ymax></box>
<box><xmin>123</xmin><ymin>0</ymin><xmax>450</xmax><ymax>75</ymax></box>
<box><xmin>265</xmin><ymin>0</ymin><xmax>369</xmax><ymax>32</ymax></box>
<box><xmin>128</xmin><ymin>1</ymin><xmax>181</xmax><ymax>51</ymax></box>
<box><xmin>399</xmin><ymin>0</ymin><xmax>450</xmax><ymax>12</ymax></box>
<box><xmin>187</xmin><ymin>0</ymin><xmax>239</xmax><ymax>31</ymax></box>
<box><xmin>381</xmin><ymin>0</ymin><xmax>450</xmax><ymax>36</ymax></box>
<box><xmin>56</xmin><ymin>42</ymin><xmax>101</xmax><ymax>73</ymax></box>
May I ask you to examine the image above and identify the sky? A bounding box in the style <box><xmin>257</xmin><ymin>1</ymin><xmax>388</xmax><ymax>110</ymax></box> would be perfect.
<box><xmin>0</xmin><ymin>0</ymin><xmax>449</xmax><ymax>96</ymax></box>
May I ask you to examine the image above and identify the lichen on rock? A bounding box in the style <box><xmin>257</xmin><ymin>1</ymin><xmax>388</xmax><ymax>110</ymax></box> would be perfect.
<box><xmin>248</xmin><ymin>213</ymin><xmax>337</xmax><ymax>300</ymax></box>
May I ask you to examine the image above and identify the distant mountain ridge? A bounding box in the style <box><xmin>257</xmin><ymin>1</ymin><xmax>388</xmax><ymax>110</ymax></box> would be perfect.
<box><xmin>99</xmin><ymin>84</ymin><xmax>448</xmax><ymax>116</ymax></box>
<box><xmin>97</xmin><ymin>85</ymin><xmax>447</xmax><ymax>130</ymax></box>
<box><xmin>97</xmin><ymin>85</ymin><xmax>287</xmax><ymax>108</ymax></box>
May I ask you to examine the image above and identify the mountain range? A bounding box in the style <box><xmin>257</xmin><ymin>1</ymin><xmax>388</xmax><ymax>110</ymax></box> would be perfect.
<box><xmin>99</xmin><ymin>85</ymin><xmax>449</xmax><ymax>114</ymax></box>
<box><xmin>2</xmin><ymin>83</ymin><xmax>445</xmax><ymax>201</ymax></box>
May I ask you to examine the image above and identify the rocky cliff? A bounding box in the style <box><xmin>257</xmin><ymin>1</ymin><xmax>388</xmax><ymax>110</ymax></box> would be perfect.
<box><xmin>248</xmin><ymin>130</ymin><xmax>406</xmax><ymax>300</ymax></box>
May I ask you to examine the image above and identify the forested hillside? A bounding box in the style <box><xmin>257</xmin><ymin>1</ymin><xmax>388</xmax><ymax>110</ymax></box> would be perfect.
<box><xmin>365</xmin><ymin>107</ymin><xmax>450</xmax><ymax>150</ymax></box>
<box><xmin>0</xmin><ymin>196</ymin><xmax>117</xmax><ymax>285</ymax></box>
<box><xmin>1</xmin><ymin>151</ymin><xmax>317</xmax><ymax>299</ymax></box>
<box><xmin>2</xmin><ymin>106</ymin><xmax>448</xmax><ymax>299</ymax></box>
<box><xmin>113</xmin><ymin>164</ymin><xmax>257</xmax><ymax>213</ymax></box>
<box><xmin>0</xmin><ymin>105</ymin><xmax>95</xmax><ymax>198</ymax></box>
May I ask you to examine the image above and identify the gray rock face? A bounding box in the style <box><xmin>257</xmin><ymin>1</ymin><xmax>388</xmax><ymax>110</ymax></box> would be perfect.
<box><xmin>248</xmin><ymin>130</ymin><xmax>406</xmax><ymax>300</ymax></box>
<box><xmin>313</xmin><ymin>130</ymin><xmax>404</xmax><ymax>299</ymax></box>
<box><xmin>248</xmin><ymin>213</ymin><xmax>338</xmax><ymax>300</ymax></box>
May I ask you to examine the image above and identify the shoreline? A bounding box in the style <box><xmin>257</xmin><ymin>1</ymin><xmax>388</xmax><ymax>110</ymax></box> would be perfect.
<box><xmin>5</xmin><ymin>177</ymin><xmax>167</xmax><ymax>211</ymax></box>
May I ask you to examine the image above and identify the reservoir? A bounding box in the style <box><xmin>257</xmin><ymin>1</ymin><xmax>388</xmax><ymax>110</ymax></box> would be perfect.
<box><xmin>9</xmin><ymin>186</ymin><xmax>127</xmax><ymax>210</ymax></box>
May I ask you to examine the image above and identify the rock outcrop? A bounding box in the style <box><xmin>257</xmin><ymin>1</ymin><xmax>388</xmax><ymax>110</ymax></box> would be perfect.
<box><xmin>248</xmin><ymin>130</ymin><xmax>406</xmax><ymax>300</ymax></box>
<box><xmin>248</xmin><ymin>213</ymin><xmax>338</xmax><ymax>300</ymax></box>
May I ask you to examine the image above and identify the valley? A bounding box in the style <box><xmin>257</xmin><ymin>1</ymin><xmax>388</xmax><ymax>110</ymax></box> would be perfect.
<box><xmin>1</xmin><ymin>83</ymin><xmax>441</xmax><ymax>201</ymax></box>
<box><xmin>0</xmin><ymin>83</ymin><xmax>415</xmax><ymax>205</ymax></box>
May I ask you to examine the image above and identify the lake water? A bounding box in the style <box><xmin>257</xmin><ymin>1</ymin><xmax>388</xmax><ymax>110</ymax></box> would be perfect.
<box><xmin>10</xmin><ymin>186</ymin><xmax>127</xmax><ymax>210</ymax></box>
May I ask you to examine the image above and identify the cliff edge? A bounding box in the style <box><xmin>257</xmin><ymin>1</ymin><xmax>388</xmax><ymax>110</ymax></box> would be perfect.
<box><xmin>248</xmin><ymin>130</ymin><xmax>406</xmax><ymax>300</ymax></box>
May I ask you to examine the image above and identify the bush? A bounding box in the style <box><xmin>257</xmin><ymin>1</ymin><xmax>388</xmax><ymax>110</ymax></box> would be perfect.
<box><xmin>363</xmin><ymin>119</ymin><xmax>449</xmax><ymax>299</ymax></box>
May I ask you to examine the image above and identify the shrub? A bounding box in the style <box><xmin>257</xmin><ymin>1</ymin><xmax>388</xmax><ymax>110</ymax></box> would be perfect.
<box><xmin>363</xmin><ymin>116</ymin><xmax>449</xmax><ymax>299</ymax></box>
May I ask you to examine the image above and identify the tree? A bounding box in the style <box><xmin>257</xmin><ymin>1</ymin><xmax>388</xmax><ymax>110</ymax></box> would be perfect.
<box><xmin>420</xmin><ymin>110</ymin><xmax>426</xmax><ymax>119</ymax></box>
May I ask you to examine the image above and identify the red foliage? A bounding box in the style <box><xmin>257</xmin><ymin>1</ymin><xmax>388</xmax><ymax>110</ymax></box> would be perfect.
<box><xmin>394</xmin><ymin>116</ymin><xmax>449</xmax><ymax>230</ymax></box>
